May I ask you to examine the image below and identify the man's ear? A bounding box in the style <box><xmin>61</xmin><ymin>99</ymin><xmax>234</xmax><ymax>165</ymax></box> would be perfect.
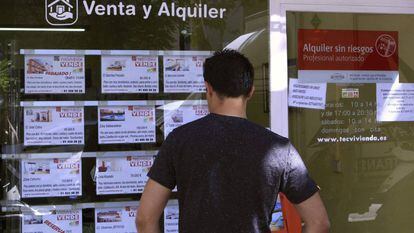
<box><xmin>246</xmin><ymin>85</ymin><xmax>255</xmax><ymax>100</ymax></box>
<box><xmin>205</xmin><ymin>81</ymin><xmax>213</xmax><ymax>97</ymax></box>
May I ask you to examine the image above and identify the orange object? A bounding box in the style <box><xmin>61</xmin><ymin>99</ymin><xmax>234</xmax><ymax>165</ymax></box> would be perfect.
<box><xmin>277</xmin><ymin>193</ymin><xmax>302</xmax><ymax>233</ymax></box>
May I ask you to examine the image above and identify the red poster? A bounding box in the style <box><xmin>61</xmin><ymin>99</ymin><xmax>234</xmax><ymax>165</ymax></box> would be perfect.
<box><xmin>298</xmin><ymin>29</ymin><xmax>398</xmax><ymax>83</ymax></box>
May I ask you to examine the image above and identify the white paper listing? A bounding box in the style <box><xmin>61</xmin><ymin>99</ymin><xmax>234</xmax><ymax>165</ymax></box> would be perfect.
<box><xmin>164</xmin><ymin>204</ymin><xmax>179</xmax><ymax>233</ymax></box>
<box><xmin>21</xmin><ymin>158</ymin><xmax>82</xmax><ymax>198</ymax></box>
<box><xmin>288</xmin><ymin>78</ymin><xmax>327</xmax><ymax>110</ymax></box>
<box><xmin>24</xmin><ymin>55</ymin><xmax>85</xmax><ymax>94</ymax></box>
<box><xmin>22</xmin><ymin>209</ymin><xmax>82</xmax><ymax>233</ymax></box>
<box><xmin>164</xmin><ymin>104</ymin><xmax>209</xmax><ymax>138</ymax></box>
<box><xmin>96</xmin><ymin>156</ymin><xmax>154</xmax><ymax>195</ymax></box>
<box><xmin>95</xmin><ymin>206</ymin><xmax>138</xmax><ymax>233</ymax></box>
<box><xmin>98</xmin><ymin>106</ymin><xmax>156</xmax><ymax>144</ymax></box>
<box><xmin>24</xmin><ymin>107</ymin><xmax>84</xmax><ymax>146</ymax></box>
<box><xmin>101</xmin><ymin>55</ymin><xmax>159</xmax><ymax>93</ymax></box>
<box><xmin>377</xmin><ymin>83</ymin><xmax>414</xmax><ymax>121</ymax></box>
<box><xmin>163</xmin><ymin>55</ymin><xmax>206</xmax><ymax>93</ymax></box>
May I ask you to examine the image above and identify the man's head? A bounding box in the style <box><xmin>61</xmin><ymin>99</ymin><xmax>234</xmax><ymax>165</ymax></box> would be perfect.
<box><xmin>203</xmin><ymin>49</ymin><xmax>254</xmax><ymax>99</ymax></box>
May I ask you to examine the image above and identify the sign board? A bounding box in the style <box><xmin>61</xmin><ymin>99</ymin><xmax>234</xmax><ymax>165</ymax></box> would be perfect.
<box><xmin>98</xmin><ymin>106</ymin><xmax>156</xmax><ymax>144</ymax></box>
<box><xmin>298</xmin><ymin>29</ymin><xmax>398</xmax><ymax>83</ymax></box>
<box><xmin>101</xmin><ymin>55</ymin><xmax>159</xmax><ymax>93</ymax></box>
<box><xmin>21</xmin><ymin>157</ymin><xmax>82</xmax><ymax>198</ymax></box>
<box><xmin>22</xmin><ymin>209</ymin><xmax>82</xmax><ymax>233</ymax></box>
<box><xmin>96</xmin><ymin>156</ymin><xmax>154</xmax><ymax>195</ymax></box>
<box><xmin>24</xmin><ymin>107</ymin><xmax>84</xmax><ymax>146</ymax></box>
<box><xmin>164</xmin><ymin>104</ymin><xmax>209</xmax><ymax>138</ymax></box>
<box><xmin>95</xmin><ymin>206</ymin><xmax>137</xmax><ymax>233</ymax></box>
<box><xmin>163</xmin><ymin>55</ymin><xmax>206</xmax><ymax>93</ymax></box>
<box><xmin>25</xmin><ymin>55</ymin><xmax>85</xmax><ymax>94</ymax></box>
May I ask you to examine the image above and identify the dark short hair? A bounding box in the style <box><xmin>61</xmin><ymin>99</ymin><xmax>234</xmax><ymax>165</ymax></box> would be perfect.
<box><xmin>203</xmin><ymin>49</ymin><xmax>254</xmax><ymax>98</ymax></box>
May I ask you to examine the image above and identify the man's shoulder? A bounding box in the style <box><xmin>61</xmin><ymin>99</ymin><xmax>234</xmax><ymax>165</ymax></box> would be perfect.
<box><xmin>168</xmin><ymin>115</ymin><xmax>291</xmax><ymax>149</ymax></box>
<box><xmin>171</xmin><ymin>115</ymin><xmax>289</xmax><ymax>139</ymax></box>
<box><xmin>246</xmin><ymin>121</ymin><xmax>290</xmax><ymax>144</ymax></box>
<box><xmin>166</xmin><ymin>115</ymin><xmax>210</xmax><ymax>139</ymax></box>
<box><xmin>175</xmin><ymin>115</ymin><xmax>209</xmax><ymax>131</ymax></box>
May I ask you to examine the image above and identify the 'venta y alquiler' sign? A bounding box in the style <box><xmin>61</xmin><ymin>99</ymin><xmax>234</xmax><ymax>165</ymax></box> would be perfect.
<box><xmin>45</xmin><ymin>0</ymin><xmax>227</xmax><ymax>26</ymax></box>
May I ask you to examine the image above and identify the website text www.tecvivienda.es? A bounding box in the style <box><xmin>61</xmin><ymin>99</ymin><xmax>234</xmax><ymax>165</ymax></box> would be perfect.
<box><xmin>317</xmin><ymin>135</ymin><xmax>388</xmax><ymax>143</ymax></box>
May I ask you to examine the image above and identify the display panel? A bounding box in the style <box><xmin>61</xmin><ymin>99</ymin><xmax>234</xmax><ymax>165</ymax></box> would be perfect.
<box><xmin>163</xmin><ymin>55</ymin><xmax>207</xmax><ymax>93</ymax></box>
<box><xmin>95</xmin><ymin>206</ymin><xmax>138</xmax><ymax>233</ymax></box>
<box><xmin>22</xmin><ymin>208</ymin><xmax>82</xmax><ymax>233</ymax></box>
<box><xmin>164</xmin><ymin>201</ymin><xmax>179</xmax><ymax>233</ymax></box>
<box><xmin>21</xmin><ymin>157</ymin><xmax>82</xmax><ymax>198</ymax></box>
<box><xmin>101</xmin><ymin>55</ymin><xmax>159</xmax><ymax>93</ymax></box>
<box><xmin>24</xmin><ymin>55</ymin><xmax>85</xmax><ymax>94</ymax></box>
<box><xmin>96</xmin><ymin>154</ymin><xmax>155</xmax><ymax>195</ymax></box>
<box><xmin>24</xmin><ymin>106</ymin><xmax>85</xmax><ymax>146</ymax></box>
<box><xmin>288</xmin><ymin>78</ymin><xmax>327</xmax><ymax>110</ymax></box>
<box><xmin>376</xmin><ymin>83</ymin><xmax>414</xmax><ymax>122</ymax></box>
<box><xmin>163</xmin><ymin>103</ymin><xmax>209</xmax><ymax>138</ymax></box>
<box><xmin>98</xmin><ymin>105</ymin><xmax>156</xmax><ymax>144</ymax></box>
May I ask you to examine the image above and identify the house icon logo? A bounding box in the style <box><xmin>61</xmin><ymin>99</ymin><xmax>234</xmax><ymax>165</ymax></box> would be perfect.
<box><xmin>45</xmin><ymin>0</ymin><xmax>78</xmax><ymax>26</ymax></box>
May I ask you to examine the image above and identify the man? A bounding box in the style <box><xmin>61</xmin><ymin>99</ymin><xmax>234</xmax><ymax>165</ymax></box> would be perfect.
<box><xmin>136</xmin><ymin>50</ymin><xmax>330</xmax><ymax>233</ymax></box>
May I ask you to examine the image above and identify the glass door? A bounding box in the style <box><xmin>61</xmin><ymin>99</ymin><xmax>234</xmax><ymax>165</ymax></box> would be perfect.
<box><xmin>270</xmin><ymin>1</ymin><xmax>414</xmax><ymax>232</ymax></box>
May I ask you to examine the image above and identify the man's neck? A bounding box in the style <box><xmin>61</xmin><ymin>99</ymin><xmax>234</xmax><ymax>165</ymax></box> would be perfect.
<box><xmin>208</xmin><ymin>97</ymin><xmax>248</xmax><ymax>118</ymax></box>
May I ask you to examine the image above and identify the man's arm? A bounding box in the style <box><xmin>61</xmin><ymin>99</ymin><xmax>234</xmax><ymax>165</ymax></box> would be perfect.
<box><xmin>294</xmin><ymin>192</ymin><xmax>330</xmax><ymax>233</ymax></box>
<box><xmin>136</xmin><ymin>179</ymin><xmax>172</xmax><ymax>233</ymax></box>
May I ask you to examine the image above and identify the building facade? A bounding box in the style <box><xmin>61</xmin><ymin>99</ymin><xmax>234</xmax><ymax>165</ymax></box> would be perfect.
<box><xmin>1</xmin><ymin>0</ymin><xmax>414</xmax><ymax>232</ymax></box>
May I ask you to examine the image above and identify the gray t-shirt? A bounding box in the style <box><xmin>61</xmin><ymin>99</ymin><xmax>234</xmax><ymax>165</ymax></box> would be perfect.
<box><xmin>148</xmin><ymin>113</ymin><xmax>318</xmax><ymax>233</ymax></box>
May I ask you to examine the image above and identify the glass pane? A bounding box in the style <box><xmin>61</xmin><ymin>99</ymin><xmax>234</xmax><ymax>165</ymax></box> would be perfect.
<box><xmin>0</xmin><ymin>1</ymin><xmax>269</xmax><ymax>232</ymax></box>
<box><xmin>287</xmin><ymin>12</ymin><xmax>414</xmax><ymax>233</ymax></box>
